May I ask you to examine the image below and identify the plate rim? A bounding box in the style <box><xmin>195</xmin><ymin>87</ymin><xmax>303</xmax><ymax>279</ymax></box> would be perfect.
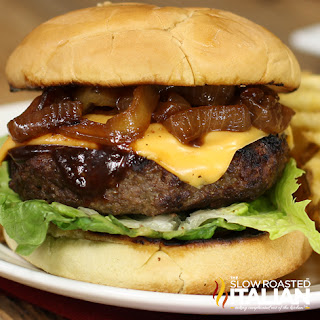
<box><xmin>0</xmin><ymin>244</ymin><xmax>319</xmax><ymax>315</ymax></box>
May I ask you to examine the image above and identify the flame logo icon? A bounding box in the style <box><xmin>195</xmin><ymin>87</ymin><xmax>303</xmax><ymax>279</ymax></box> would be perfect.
<box><xmin>213</xmin><ymin>278</ymin><xmax>228</xmax><ymax>308</ymax></box>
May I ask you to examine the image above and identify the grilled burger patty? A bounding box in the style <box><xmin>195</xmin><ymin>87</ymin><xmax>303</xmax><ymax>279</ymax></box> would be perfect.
<box><xmin>8</xmin><ymin>134</ymin><xmax>289</xmax><ymax>216</ymax></box>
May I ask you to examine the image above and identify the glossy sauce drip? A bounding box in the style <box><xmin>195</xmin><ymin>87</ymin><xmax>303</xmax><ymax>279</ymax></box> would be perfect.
<box><xmin>8</xmin><ymin>145</ymin><xmax>147</xmax><ymax>198</ymax></box>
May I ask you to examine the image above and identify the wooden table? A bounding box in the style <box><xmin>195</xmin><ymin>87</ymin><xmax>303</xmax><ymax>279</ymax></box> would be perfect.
<box><xmin>0</xmin><ymin>292</ymin><xmax>64</xmax><ymax>320</ymax></box>
<box><xmin>0</xmin><ymin>0</ymin><xmax>320</xmax><ymax>318</ymax></box>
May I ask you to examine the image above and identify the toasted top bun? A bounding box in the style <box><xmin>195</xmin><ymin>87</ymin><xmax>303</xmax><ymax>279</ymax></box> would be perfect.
<box><xmin>4</xmin><ymin>228</ymin><xmax>312</xmax><ymax>294</ymax></box>
<box><xmin>6</xmin><ymin>2</ymin><xmax>300</xmax><ymax>91</ymax></box>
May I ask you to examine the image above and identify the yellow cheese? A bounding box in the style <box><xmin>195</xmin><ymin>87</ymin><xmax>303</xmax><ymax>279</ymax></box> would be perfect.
<box><xmin>285</xmin><ymin>126</ymin><xmax>294</xmax><ymax>150</ymax></box>
<box><xmin>84</xmin><ymin>113</ymin><xmax>112</xmax><ymax>122</ymax></box>
<box><xmin>0</xmin><ymin>137</ymin><xmax>17</xmax><ymax>164</ymax></box>
<box><xmin>0</xmin><ymin>113</ymin><xmax>268</xmax><ymax>188</ymax></box>
<box><xmin>23</xmin><ymin>134</ymin><xmax>99</xmax><ymax>149</ymax></box>
<box><xmin>83</xmin><ymin>114</ymin><xmax>268</xmax><ymax>186</ymax></box>
<box><xmin>132</xmin><ymin>124</ymin><xmax>266</xmax><ymax>187</ymax></box>
<box><xmin>0</xmin><ymin>134</ymin><xmax>99</xmax><ymax>164</ymax></box>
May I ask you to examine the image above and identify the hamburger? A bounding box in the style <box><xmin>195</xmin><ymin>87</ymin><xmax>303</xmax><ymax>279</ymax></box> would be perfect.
<box><xmin>0</xmin><ymin>2</ymin><xmax>319</xmax><ymax>294</ymax></box>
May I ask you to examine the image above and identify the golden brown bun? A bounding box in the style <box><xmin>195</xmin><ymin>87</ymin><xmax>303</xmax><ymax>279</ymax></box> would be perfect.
<box><xmin>6</xmin><ymin>3</ymin><xmax>300</xmax><ymax>91</ymax></box>
<box><xmin>4</xmin><ymin>229</ymin><xmax>312</xmax><ymax>294</ymax></box>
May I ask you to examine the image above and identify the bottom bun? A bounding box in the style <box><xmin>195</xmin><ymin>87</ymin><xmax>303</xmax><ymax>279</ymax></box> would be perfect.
<box><xmin>4</xmin><ymin>229</ymin><xmax>312</xmax><ymax>294</ymax></box>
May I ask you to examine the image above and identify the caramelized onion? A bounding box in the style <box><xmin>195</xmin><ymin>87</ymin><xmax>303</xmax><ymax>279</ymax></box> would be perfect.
<box><xmin>163</xmin><ymin>105</ymin><xmax>251</xmax><ymax>144</ymax></box>
<box><xmin>74</xmin><ymin>86</ymin><xmax>132</xmax><ymax>111</ymax></box>
<box><xmin>18</xmin><ymin>95</ymin><xmax>42</xmax><ymax>117</ymax></box>
<box><xmin>240</xmin><ymin>87</ymin><xmax>295</xmax><ymax>134</ymax></box>
<box><xmin>8</xmin><ymin>101</ymin><xmax>83</xmax><ymax>142</ymax></box>
<box><xmin>59</xmin><ymin>118</ymin><xmax>119</xmax><ymax>145</ymax></box>
<box><xmin>8</xmin><ymin>84</ymin><xmax>294</xmax><ymax>147</ymax></box>
<box><xmin>174</xmin><ymin>85</ymin><xmax>236</xmax><ymax>106</ymax></box>
<box><xmin>59</xmin><ymin>85</ymin><xmax>159</xmax><ymax>146</ymax></box>
<box><xmin>17</xmin><ymin>87</ymin><xmax>73</xmax><ymax>118</ymax></box>
<box><xmin>153</xmin><ymin>92</ymin><xmax>191</xmax><ymax>122</ymax></box>
<box><xmin>116</xmin><ymin>95</ymin><xmax>133</xmax><ymax>113</ymax></box>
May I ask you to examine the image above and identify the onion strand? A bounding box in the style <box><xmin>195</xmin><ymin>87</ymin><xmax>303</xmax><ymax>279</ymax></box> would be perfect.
<box><xmin>59</xmin><ymin>85</ymin><xmax>159</xmax><ymax>146</ymax></box>
<box><xmin>162</xmin><ymin>105</ymin><xmax>251</xmax><ymax>144</ymax></box>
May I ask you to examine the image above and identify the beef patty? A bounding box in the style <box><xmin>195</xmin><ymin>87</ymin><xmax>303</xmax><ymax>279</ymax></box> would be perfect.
<box><xmin>7</xmin><ymin>134</ymin><xmax>289</xmax><ymax>216</ymax></box>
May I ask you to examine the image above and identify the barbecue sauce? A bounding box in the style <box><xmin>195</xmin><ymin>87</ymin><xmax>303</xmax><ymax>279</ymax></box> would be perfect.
<box><xmin>8</xmin><ymin>145</ymin><xmax>147</xmax><ymax>199</ymax></box>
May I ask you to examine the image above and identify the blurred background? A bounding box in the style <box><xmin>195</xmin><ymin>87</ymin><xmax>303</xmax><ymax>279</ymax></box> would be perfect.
<box><xmin>1</xmin><ymin>0</ymin><xmax>320</xmax><ymax>104</ymax></box>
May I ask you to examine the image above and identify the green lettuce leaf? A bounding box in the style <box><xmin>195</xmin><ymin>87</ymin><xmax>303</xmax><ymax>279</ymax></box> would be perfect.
<box><xmin>0</xmin><ymin>154</ymin><xmax>319</xmax><ymax>255</ymax></box>
<box><xmin>180</xmin><ymin>160</ymin><xmax>320</xmax><ymax>254</ymax></box>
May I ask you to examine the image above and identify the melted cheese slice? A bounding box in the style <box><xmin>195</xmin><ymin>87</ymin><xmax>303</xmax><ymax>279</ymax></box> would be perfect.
<box><xmin>132</xmin><ymin>124</ymin><xmax>266</xmax><ymax>187</ymax></box>
<box><xmin>0</xmin><ymin>113</ymin><xmax>267</xmax><ymax>188</ymax></box>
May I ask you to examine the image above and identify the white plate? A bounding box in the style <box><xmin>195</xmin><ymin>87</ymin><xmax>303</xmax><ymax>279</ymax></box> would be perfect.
<box><xmin>0</xmin><ymin>101</ymin><xmax>320</xmax><ymax>315</ymax></box>
<box><xmin>290</xmin><ymin>24</ymin><xmax>320</xmax><ymax>57</ymax></box>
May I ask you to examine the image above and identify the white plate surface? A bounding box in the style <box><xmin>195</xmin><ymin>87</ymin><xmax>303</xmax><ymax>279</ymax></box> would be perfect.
<box><xmin>0</xmin><ymin>101</ymin><xmax>320</xmax><ymax>315</ymax></box>
<box><xmin>290</xmin><ymin>24</ymin><xmax>320</xmax><ymax>57</ymax></box>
